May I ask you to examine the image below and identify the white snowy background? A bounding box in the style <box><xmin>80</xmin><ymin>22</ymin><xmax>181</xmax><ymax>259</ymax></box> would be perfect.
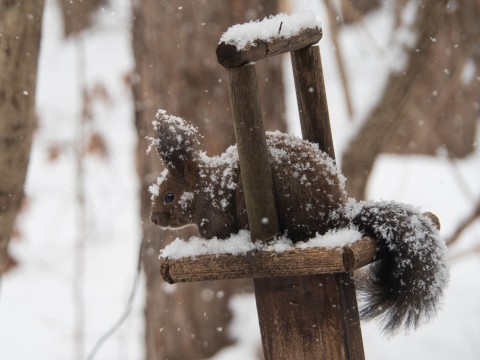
<box><xmin>1</xmin><ymin>1</ymin><xmax>479</xmax><ymax>359</ymax></box>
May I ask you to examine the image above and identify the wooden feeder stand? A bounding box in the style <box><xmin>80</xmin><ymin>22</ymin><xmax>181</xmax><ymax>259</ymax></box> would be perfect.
<box><xmin>160</xmin><ymin>24</ymin><xmax>376</xmax><ymax>359</ymax></box>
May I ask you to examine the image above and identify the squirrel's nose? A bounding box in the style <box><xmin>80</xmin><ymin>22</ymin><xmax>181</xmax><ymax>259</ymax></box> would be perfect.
<box><xmin>150</xmin><ymin>212</ymin><xmax>160</xmax><ymax>225</ymax></box>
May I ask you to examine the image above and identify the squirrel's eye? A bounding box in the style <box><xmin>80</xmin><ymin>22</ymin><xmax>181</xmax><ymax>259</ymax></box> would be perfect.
<box><xmin>164</xmin><ymin>192</ymin><xmax>175</xmax><ymax>204</ymax></box>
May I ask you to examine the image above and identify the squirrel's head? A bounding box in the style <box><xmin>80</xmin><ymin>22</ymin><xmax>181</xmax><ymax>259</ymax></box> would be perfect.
<box><xmin>149</xmin><ymin>110</ymin><xmax>202</xmax><ymax>229</ymax></box>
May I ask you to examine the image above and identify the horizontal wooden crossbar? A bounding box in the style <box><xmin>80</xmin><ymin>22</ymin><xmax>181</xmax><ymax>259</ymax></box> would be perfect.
<box><xmin>160</xmin><ymin>237</ymin><xmax>376</xmax><ymax>284</ymax></box>
<box><xmin>216</xmin><ymin>27</ymin><xmax>322</xmax><ymax>68</ymax></box>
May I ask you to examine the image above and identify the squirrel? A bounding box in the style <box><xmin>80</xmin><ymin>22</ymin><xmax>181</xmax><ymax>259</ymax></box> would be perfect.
<box><xmin>149</xmin><ymin>109</ymin><xmax>449</xmax><ymax>335</ymax></box>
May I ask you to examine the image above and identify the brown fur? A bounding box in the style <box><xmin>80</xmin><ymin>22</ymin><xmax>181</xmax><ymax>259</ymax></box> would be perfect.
<box><xmin>150</xmin><ymin>128</ymin><xmax>347</xmax><ymax>241</ymax></box>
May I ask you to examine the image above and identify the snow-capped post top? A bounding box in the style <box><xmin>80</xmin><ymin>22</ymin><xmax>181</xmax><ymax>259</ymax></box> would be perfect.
<box><xmin>216</xmin><ymin>11</ymin><xmax>322</xmax><ymax>68</ymax></box>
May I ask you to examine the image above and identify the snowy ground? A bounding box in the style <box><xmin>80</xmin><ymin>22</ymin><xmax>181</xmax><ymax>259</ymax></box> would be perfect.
<box><xmin>0</xmin><ymin>1</ymin><xmax>479</xmax><ymax>359</ymax></box>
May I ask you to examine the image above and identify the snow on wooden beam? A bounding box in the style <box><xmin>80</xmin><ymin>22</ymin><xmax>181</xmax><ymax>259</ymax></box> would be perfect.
<box><xmin>217</xmin><ymin>12</ymin><xmax>322</xmax><ymax>68</ymax></box>
<box><xmin>160</xmin><ymin>237</ymin><xmax>376</xmax><ymax>284</ymax></box>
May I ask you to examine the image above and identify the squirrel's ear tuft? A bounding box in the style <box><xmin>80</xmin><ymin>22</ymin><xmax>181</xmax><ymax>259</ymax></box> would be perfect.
<box><xmin>151</xmin><ymin>109</ymin><xmax>202</xmax><ymax>176</ymax></box>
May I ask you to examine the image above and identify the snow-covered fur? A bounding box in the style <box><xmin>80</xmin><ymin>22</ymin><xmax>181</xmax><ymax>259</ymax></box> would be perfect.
<box><xmin>149</xmin><ymin>110</ymin><xmax>449</xmax><ymax>334</ymax></box>
<box><xmin>347</xmin><ymin>202</ymin><xmax>448</xmax><ymax>333</ymax></box>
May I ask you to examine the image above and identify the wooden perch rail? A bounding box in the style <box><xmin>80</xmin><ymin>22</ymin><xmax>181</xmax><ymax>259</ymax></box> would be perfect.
<box><xmin>217</xmin><ymin>27</ymin><xmax>322</xmax><ymax>68</ymax></box>
<box><xmin>160</xmin><ymin>237</ymin><xmax>376</xmax><ymax>284</ymax></box>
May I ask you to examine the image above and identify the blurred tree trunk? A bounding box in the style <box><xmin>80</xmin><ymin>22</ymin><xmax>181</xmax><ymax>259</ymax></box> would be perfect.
<box><xmin>342</xmin><ymin>0</ymin><xmax>480</xmax><ymax>199</ymax></box>
<box><xmin>132</xmin><ymin>1</ymin><xmax>285</xmax><ymax>359</ymax></box>
<box><xmin>57</xmin><ymin>0</ymin><xmax>106</xmax><ymax>37</ymax></box>
<box><xmin>0</xmin><ymin>0</ymin><xmax>45</xmax><ymax>275</ymax></box>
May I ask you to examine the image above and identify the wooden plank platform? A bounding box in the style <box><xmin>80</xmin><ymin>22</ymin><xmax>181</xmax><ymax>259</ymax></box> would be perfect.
<box><xmin>160</xmin><ymin>237</ymin><xmax>376</xmax><ymax>284</ymax></box>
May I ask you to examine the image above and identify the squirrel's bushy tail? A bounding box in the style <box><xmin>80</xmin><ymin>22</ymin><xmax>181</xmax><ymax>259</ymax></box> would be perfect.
<box><xmin>345</xmin><ymin>200</ymin><xmax>449</xmax><ymax>334</ymax></box>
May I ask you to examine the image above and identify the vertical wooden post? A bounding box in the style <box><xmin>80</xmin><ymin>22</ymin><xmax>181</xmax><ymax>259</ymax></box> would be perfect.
<box><xmin>291</xmin><ymin>45</ymin><xmax>335</xmax><ymax>159</ymax></box>
<box><xmin>254</xmin><ymin>273</ymin><xmax>365</xmax><ymax>360</ymax></box>
<box><xmin>226</xmin><ymin>65</ymin><xmax>280</xmax><ymax>242</ymax></box>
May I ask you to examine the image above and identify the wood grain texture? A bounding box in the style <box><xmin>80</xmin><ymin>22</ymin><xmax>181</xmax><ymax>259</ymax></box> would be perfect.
<box><xmin>226</xmin><ymin>65</ymin><xmax>281</xmax><ymax>242</ymax></box>
<box><xmin>160</xmin><ymin>237</ymin><xmax>376</xmax><ymax>284</ymax></box>
<box><xmin>255</xmin><ymin>274</ymin><xmax>364</xmax><ymax>360</ymax></box>
<box><xmin>217</xmin><ymin>27</ymin><xmax>322</xmax><ymax>68</ymax></box>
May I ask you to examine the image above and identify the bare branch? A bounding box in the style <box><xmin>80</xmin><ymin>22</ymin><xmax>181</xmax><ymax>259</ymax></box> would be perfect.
<box><xmin>449</xmin><ymin>243</ymin><xmax>480</xmax><ymax>262</ymax></box>
<box><xmin>446</xmin><ymin>198</ymin><xmax>480</xmax><ymax>246</ymax></box>
<box><xmin>324</xmin><ymin>0</ymin><xmax>354</xmax><ymax>120</ymax></box>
